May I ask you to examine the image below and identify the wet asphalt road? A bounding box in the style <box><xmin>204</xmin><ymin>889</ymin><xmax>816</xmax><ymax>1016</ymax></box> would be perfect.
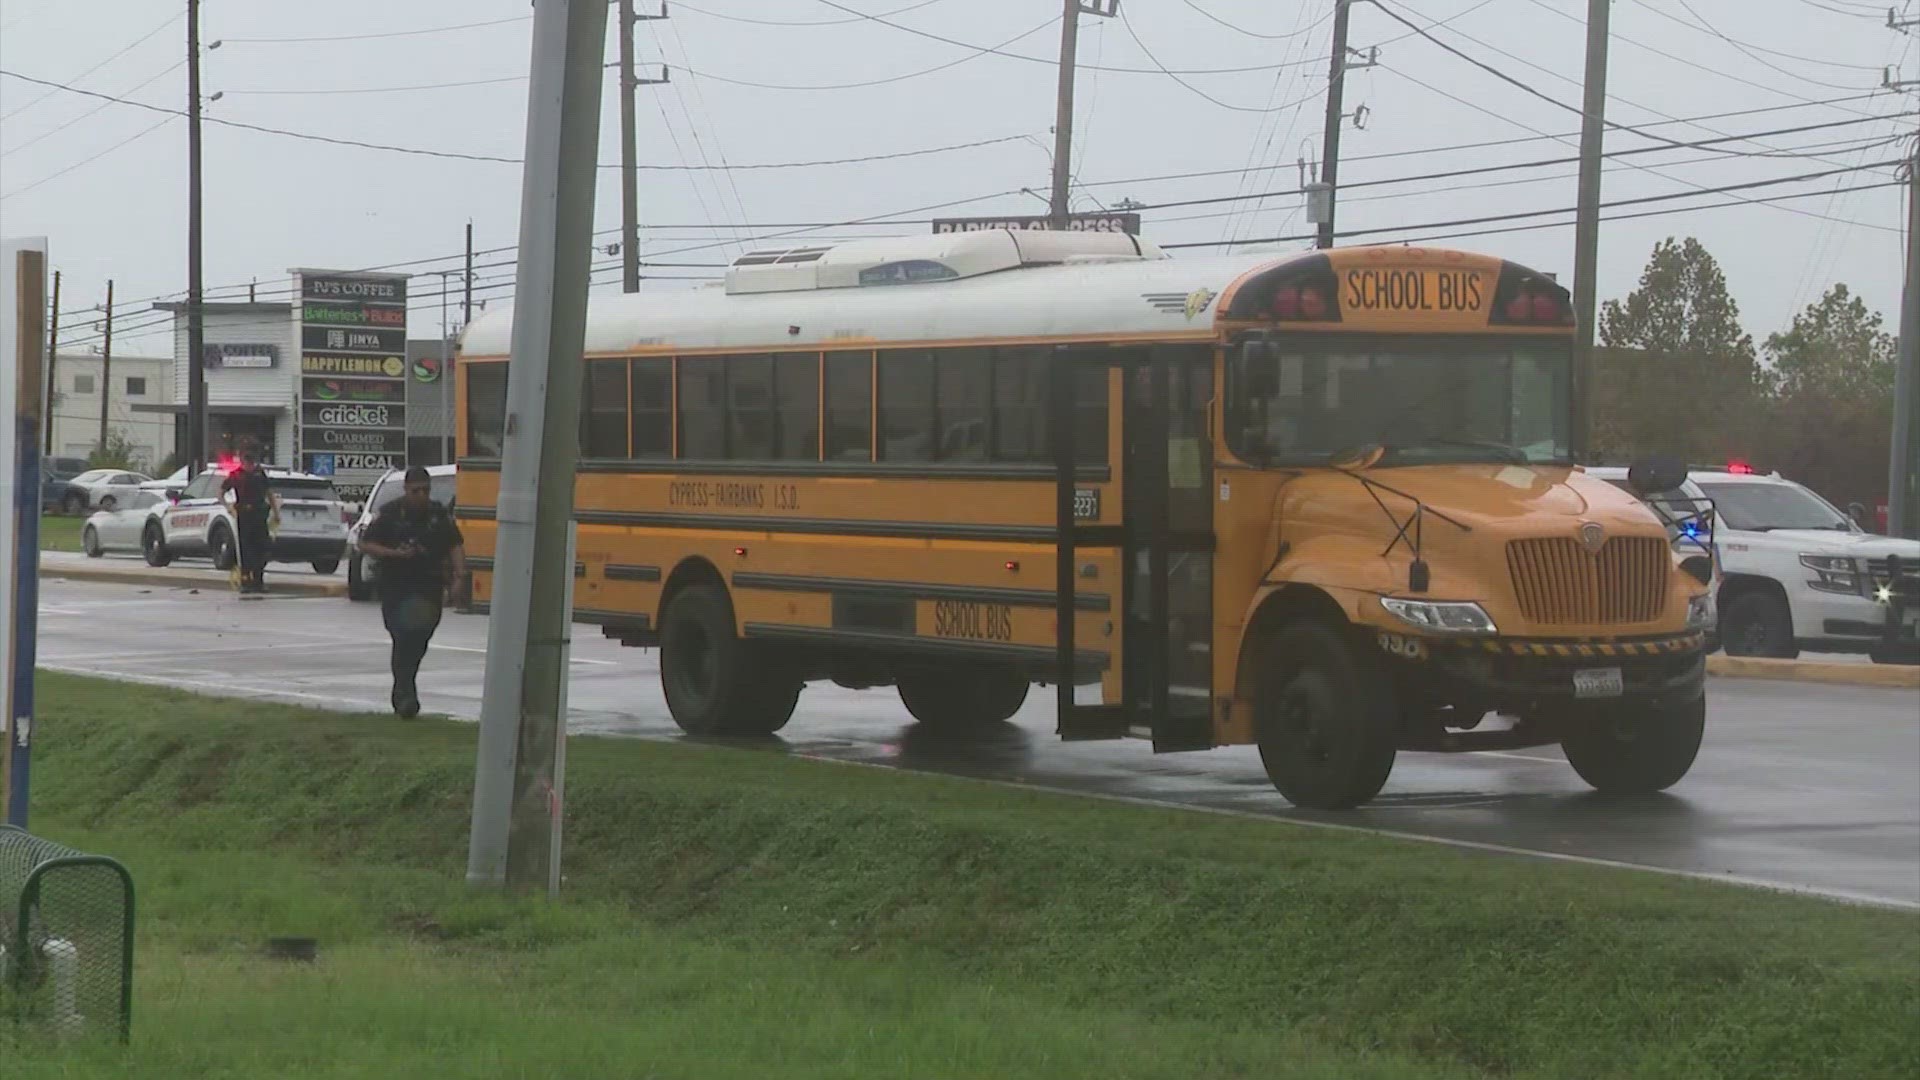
<box><xmin>34</xmin><ymin>577</ymin><xmax>1920</xmax><ymax>909</ymax></box>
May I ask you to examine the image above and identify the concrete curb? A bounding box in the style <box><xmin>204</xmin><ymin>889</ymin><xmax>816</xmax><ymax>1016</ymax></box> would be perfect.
<box><xmin>1705</xmin><ymin>654</ymin><xmax>1920</xmax><ymax>690</ymax></box>
<box><xmin>40</xmin><ymin>561</ymin><xmax>346</xmax><ymax>598</ymax></box>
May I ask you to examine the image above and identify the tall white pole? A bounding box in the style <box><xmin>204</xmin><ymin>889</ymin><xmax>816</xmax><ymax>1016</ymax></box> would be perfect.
<box><xmin>466</xmin><ymin>0</ymin><xmax>608</xmax><ymax>892</ymax></box>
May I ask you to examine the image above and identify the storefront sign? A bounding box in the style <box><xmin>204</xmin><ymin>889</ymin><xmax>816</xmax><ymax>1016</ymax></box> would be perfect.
<box><xmin>296</xmin><ymin>268</ymin><xmax>408</xmax><ymax>499</ymax></box>
<box><xmin>204</xmin><ymin>342</ymin><xmax>279</xmax><ymax>368</ymax></box>
<box><xmin>302</xmin><ymin>376</ymin><xmax>406</xmax><ymax>403</ymax></box>
<box><xmin>931</xmin><ymin>212</ymin><xmax>1141</xmax><ymax>235</ymax></box>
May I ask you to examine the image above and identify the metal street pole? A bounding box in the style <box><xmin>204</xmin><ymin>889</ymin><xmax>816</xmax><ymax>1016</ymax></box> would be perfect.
<box><xmin>439</xmin><ymin>270</ymin><xmax>454</xmax><ymax>466</ymax></box>
<box><xmin>98</xmin><ymin>280</ymin><xmax>113</xmax><ymax>451</ymax></box>
<box><xmin>1569</xmin><ymin>0</ymin><xmax>1612</xmax><ymax>465</ymax></box>
<box><xmin>1317</xmin><ymin>0</ymin><xmax>1354</xmax><ymax>250</ymax></box>
<box><xmin>463</xmin><ymin>221</ymin><xmax>475</xmax><ymax>325</ymax></box>
<box><xmin>43</xmin><ymin>270</ymin><xmax>58</xmax><ymax>456</ymax></box>
<box><xmin>466</xmin><ymin>0</ymin><xmax>608</xmax><ymax>895</ymax></box>
<box><xmin>1892</xmin><ymin>135</ymin><xmax>1919</xmax><ymax>538</ymax></box>
<box><xmin>186</xmin><ymin>0</ymin><xmax>206</xmax><ymax>478</ymax></box>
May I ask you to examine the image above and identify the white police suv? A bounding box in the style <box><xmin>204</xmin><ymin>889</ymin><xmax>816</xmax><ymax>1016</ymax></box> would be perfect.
<box><xmin>144</xmin><ymin>467</ymin><xmax>351</xmax><ymax>574</ymax></box>
<box><xmin>1686</xmin><ymin>468</ymin><xmax>1919</xmax><ymax>663</ymax></box>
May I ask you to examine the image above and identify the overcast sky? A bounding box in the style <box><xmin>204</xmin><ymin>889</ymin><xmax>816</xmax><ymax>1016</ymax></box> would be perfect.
<box><xmin>1</xmin><ymin>0</ymin><xmax>1912</xmax><ymax>358</ymax></box>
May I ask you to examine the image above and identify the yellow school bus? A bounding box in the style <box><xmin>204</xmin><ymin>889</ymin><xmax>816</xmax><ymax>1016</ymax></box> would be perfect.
<box><xmin>455</xmin><ymin>231</ymin><xmax>1713</xmax><ymax>808</ymax></box>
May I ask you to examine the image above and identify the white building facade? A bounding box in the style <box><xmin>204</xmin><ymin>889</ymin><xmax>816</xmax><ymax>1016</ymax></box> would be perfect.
<box><xmin>48</xmin><ymin>351</ymin><xmax>175</xmax><ymax>471</ymax></box>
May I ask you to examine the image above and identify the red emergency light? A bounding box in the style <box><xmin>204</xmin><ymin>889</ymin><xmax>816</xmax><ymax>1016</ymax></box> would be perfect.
<box><xmin>1726</xmin><ymin>460</ymin><xmax>1754</xmax><ymax>475</ymax></box>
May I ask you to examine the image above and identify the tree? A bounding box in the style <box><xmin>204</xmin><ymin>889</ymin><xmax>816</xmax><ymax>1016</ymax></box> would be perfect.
<box><xmin>1595</xmin><ymin>237</ymin><xmax>1768</xmax><ymax>463</ymax></box>
<box><xmin>1763</xmin><ymin>283</ymin><xmax>1896</xmax><ymax>401</ymax></box>
<box><xmin>87</xmin><ymin>430</ymin><xmax>148</xmax><ymax>474</ymax></box>
<box><xmin>1762</xmin><ymin>284</ymin><xmax>1897</xmax><ymax>512</ymax></box>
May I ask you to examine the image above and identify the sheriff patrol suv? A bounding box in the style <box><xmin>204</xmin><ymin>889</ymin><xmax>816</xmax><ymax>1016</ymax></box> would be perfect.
<box><xmin>144</xmin><ymin>467</ymin><xmax>350</xmax><ymax>574</ymax></box>
<box><xmin>1687</xmin><ymin>468</ymin><xmax>1919</xmax><ymax>663</ymax></box>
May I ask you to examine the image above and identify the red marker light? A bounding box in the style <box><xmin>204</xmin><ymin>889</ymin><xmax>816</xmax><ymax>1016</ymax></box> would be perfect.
<box><xmin>733</xmin><ymin>546</ymin><xmax>748</xmax><ymax>557</ymax></box>
<box><xmin>1505</xmin><ymin>291</ymin><xmax>1534</xmax><ymax>322</ymax></box>
<box><xmin>1530</xmin><ymin>294</ymin><xmax>1562</xmax><ymax>322</ymax></box>
<box><xmin>1004</xmin><ymin>560</ymin><xmax>1020</xmax><ymax>572</ymax></box>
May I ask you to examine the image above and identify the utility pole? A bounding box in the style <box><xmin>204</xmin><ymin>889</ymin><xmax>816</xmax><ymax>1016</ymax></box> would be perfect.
<box><xmin>1892</xmin><ymin>134</ymin><xmax>1919</xmax><ymax>538</ymax></box>
<box><xmin>186</xmin><ymin>0</ymin><xmax>206</xmax><ymax>478</ymax></box>
<box><xmin>466</xmin><ymin>0</ymin><xmax>607</xmax><ymax>895</ymax></box>
<box><xmin>617</xmin><ymin>3</ymin><xmax>669</xmax><ymax>291</ymax></box>
<box><xmin>437</xmin><ymin>270</ymin><xmax>455</xmax><ymax>466</ymax></box>
<box><xmin>1049</xmin><ymin>1</ymin><xmax>1118</xmax><ymax>230</ymax></box>
<box><xmin>463</xmin><ymin>221</ymin><xmax>475</xmax><ymax>324</ymax></box>
<box><xmin>43</xmin><ymin>270</ymin><xmax>58</xmax><ymax>455</ymax></box>
<box><xmin>1313</xmin><ymin>1</ymin><xmax>1376</xmax><ymax>249</ymax></box>
<box><xmin>1569</xmin><ymin>0</ymin><xmax>1611</xmax><ymax>465</ymax></box>
<box><xmin>98</xmin><ymin>280</ymin><xmax>113</xmax><ymax>452</ymax></box>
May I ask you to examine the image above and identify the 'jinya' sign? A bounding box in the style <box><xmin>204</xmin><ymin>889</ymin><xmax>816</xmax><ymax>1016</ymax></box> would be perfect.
<box><xmin>295</xmin><ymin>269</ymin><xmax>408</xmax><ymax>501</ymax></box>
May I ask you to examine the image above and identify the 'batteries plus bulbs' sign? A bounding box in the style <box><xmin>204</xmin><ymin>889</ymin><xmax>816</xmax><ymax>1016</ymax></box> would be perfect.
<box><xmin>295</xmin><ymin>269</ymin><xmax>408</xmax><ymax>501</ymax></box>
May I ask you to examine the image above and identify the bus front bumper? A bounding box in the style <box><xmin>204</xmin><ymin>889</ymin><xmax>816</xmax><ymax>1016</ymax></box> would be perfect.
<box><xmin>1376</xmin><ymin>630</ymin><xmax>1708</xmax><ymax>716</ymax></box>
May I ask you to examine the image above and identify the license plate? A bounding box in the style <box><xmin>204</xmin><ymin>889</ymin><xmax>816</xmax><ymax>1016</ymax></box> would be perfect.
<box><xmin>1573</xmin><ymin>667</ymin><xmax>1624</xmax><ymax>699</ymax></box>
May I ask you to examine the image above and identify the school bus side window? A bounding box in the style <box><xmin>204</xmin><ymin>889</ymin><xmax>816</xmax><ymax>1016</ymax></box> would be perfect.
<box><xmin>824</xmin><ymin>352</ymin><xmax>872</xmax><ymax>461</ymax></box>
<box><xmin>581</xmin><ymin>359</ymin><xmax>629</xmax><ymax>457</ymax></box>
<box><xmin>678</xmin><ymin>357</ymin><xmax>727</xmax><ymax>459</ymax></box>
<box><xmin>466</xmin><ymin>363</ymin><xmax>508</xmax><ymax>458</ymax></box>
<box><xmin>631</xmin><ymin>360</ymin><xmax>672</xmax><ymax>458</ymax></box>
<box><xmin>878</xmin><ymin>349</ymin><xmax>935</xmax><ymax>462</ymax></box>
<box><xmin>775</xmin><ymin>353</ymin><xmax>820</xmax><ymax>460</ymax></box>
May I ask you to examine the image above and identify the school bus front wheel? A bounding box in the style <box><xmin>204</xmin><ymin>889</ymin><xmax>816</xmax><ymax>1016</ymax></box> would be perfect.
<box><xmin>1252</xmin><ymin>622</ymin><xmax>1400</xmax><ymax>810</ymax></box>
<box><xmin>1558</xmin><ymin>696</ymin><xmax>1706</xmax><ymax>795</ymax></box>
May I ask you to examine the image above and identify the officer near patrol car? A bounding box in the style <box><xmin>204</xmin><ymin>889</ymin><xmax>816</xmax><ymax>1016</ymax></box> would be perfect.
<box><xmin>357</xmin><ymin>466</ymin><xmax>467</xmax><ymax>718</ymax></box>
<box><xmin>220</xmin><ymin>441</ymin><xmax>277</xmax><ymax>594</ymax></box>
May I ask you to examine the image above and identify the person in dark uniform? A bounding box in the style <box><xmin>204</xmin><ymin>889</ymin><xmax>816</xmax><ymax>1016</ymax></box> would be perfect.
<box><xmin>220</xmin><ymin>442</ymin><xmax>276</xmax><ymax>594</ymax></box>
<box><xmin>358</xmin><ymin>467</ymin><xmax>466</xmax><ymax>718</ymax></box>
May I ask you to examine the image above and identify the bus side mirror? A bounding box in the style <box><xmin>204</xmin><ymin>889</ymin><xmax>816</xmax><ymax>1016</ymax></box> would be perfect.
<box><xmin>1627</xmin><ymin>455</ymin><xmax>1686</xmax><ymax>498</ymax></box>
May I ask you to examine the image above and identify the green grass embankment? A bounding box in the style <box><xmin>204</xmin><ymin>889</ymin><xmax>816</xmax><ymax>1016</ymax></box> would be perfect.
<box><xmin>7</xmin><ymin>672</ymin><xmax>1917</xmax><ymax>1078</ymax></box>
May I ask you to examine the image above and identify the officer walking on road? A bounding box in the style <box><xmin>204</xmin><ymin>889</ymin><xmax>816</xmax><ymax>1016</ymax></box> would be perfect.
<box><xmin>221</xmin><ymin>441</ymin><xmax>276</xmax><ymax>595</ymax></box>
<box><xmin>357</xmin><ymin>466</ymin><xmax>467</xmax><ymax>718</ymax></box>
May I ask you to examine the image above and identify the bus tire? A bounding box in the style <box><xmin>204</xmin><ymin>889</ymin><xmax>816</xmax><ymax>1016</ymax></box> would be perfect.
<box><xmin>659</xmin><ymin>582</ymin><xmax>799</xmax><ymax>737</ymax></box>
<box><xmin>1561</xmin><ymin>695</ymin><xmax>1704</xmax><ymax>796</ymax></box>
<box><xmin>897</xmin><ymin>665</ymin><xmax>1029</xmax><ymax>732</ymax></box>
<box><xmin>1253</xmin><ymin>622</ymin><xmax>1397</xmax><ymax>810</ymax></box>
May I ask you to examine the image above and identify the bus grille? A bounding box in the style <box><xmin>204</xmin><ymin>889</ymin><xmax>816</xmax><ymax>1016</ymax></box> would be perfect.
<box><xmin>1506</xmin><ymin>536</ymin><xmax>1670</xmax><ymax>626</ymax></box>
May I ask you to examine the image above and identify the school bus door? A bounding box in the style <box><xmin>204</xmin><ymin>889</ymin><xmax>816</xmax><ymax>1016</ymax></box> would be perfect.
<box><xmin>1053</xmin><ymin>345</ymin><xmax>1214</xmax><ymax>751</ymax></box>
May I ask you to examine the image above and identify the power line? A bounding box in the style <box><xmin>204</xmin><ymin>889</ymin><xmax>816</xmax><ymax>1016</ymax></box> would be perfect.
<box><xmin>1117</xmin><ymin>6</ymin><xmax>1324</xmax><ymax>113</ymax></box>
<box><xmin>675</xmin><ymin>15</ymin><xmax>1062</xmax><ymax>90</ymax></box>
<box><xmin>1629</xmin><ymin>0</ymin><xmax>1882</xmax><ymax>72</ymax></box>
<box><xmin>674</xmin><ymin>0</ymin><xmax>950</xmax><ymax>28</ymax></box>
<box><xmin>0</xmin><ymin>115</ymin><xmax>175</xmax><ymax>201</ymax></box>
<box><xmin>220</xmin><ymin>75</ymin><xmax>530</xmax><ymax>97</ymax></box>
<box><xmin>1</xmin><ymin>59</ymin><xmax>183</xmax><ymax>159</ymax></box>
<box><xmin>808</xmin><ymin>0</ymin><xmax>1327</xmax><ymax>75</ymax></box>
<box><xmin>0</xmin><ymin>10</ymin><xmax>178</xmax><ymax>123</ymax></box>
<box><xmin>217</xmin><ymin>14</ymin><xmax>532</xmax><ymax>44</ymax></box>
<box><xmin>1668</xmin><ymin>0</ymin><xmax>1877</xmax><ymax>90</ymax></box>
<box><xmin>1377</xmin><ymin>62</ymin><xmax>1895</xmax><ymax>232</ymax></box>
<box><xmin>1162</xmin><ymin>157</ymin><xmax>1904</xmax><ymax>248</ymax></box>
<box><xmin>0</xmin><ymin>70</ymin><xmax>1042</xmax><ymax>172</ymax></box>
<box><xmin>1178</xmin><ymin>0</ymin><xmax>1335</xmax><ymax>41</ymax></box>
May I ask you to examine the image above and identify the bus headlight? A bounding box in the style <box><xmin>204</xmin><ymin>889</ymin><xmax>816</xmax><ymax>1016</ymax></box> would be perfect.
<box><xmin>1380</xmin><ymin>598</ymin><xmax>1498</xmax><ymax>635</ymax></box>
<box><xmin>1686</xmin><ymin>592</ymin><xmax>1716</xmax><ymax>629</ymax></box>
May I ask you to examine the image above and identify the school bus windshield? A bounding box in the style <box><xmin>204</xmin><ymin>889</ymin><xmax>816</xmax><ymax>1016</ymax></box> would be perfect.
<box><xmin>1226</xmin><ymin>335</ymin><xmax>1572</xmax><ymax>468</ymax></box>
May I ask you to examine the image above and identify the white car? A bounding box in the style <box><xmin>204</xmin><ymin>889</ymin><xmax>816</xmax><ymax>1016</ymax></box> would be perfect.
<box><xmin>80</xmin><ymin>487</ymin><xmax>171</xmax><ymax>557</ymax></box>
<box><xmin>345</xmin><ymin>463</ymin><xmax>457</xmax><ymax>601</ymax></box>
<box><xmin>61</xmin><ymin>468</ymin><xmax>152</xmax><ymax>512</ymax></box>
<box><xmin>1687</xmin><ymin>468</ymin><xmax>1920</xmax><ymax>663</ymax></box>
<box><xmin>144</xmin><ymin>467</ymin><xmax>351</xmax><ymax>574</ymax></box>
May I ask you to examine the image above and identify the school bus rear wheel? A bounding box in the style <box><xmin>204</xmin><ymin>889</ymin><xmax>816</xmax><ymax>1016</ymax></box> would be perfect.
<box><xmin>896</xmin><ymin>665</ymin><xmax>1030</xmax><ymax>733</ymax></box>
<box><xmin>659</xmin><ymin>581</ymin><xmax>801</xmax><ymax>737</ymax></box>
<box><xmin>1253</xmin><ymin>622</ymin><xmax>1398</xmax><ymax>810</ymax></box>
